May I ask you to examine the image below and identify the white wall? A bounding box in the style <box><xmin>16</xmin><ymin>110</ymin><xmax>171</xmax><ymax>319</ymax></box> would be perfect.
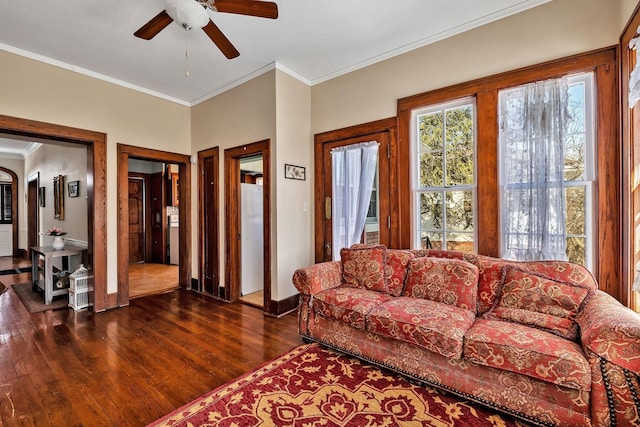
<box><xmin>620</xmin><ymin>0</ymin><xmax>639</xmax><ymax>31</ymax></box>
<box><xmin>24</xmin><ymin>143</ymin><xmax>88</xmax><ymax>246</ymax></box>
<box><xmin>274</xmin><ymin>70</ymin><xmax>312</xmax><ymax>300</ymax></box>
<box><xmin>191</xmin><ymin>70</ymin><xmax>277</xmax><ymax>296</ymax></box>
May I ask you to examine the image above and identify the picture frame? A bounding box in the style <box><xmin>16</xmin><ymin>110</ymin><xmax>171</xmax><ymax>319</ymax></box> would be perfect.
<box><xmin>53</xmin><ymin>175</ymin><xmax>64</xmax><ymax>220</ymax></box>
<box><xmin>284</xmin><ymin>164</ymin><xmax>305</xmax><ymax>180</ymax></box>
<box><xmin>68</xmin><ymin>180</ymin><xmax>79</xmax><ymax>198</ymax></box>
<box><xmin>38</xmin><ymin>187</ymin><xmax>45</xmax><ymax>207</ymax></box>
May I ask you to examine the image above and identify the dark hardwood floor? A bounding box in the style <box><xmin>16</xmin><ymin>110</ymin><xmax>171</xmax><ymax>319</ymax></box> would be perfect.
<box><xmin>0</xmin><ymin>280</ymin><xmax>303</xmax><ymax>426</ymax></box>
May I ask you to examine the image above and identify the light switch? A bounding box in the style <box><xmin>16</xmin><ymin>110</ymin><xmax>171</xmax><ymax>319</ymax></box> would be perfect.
<box><xmin>303</xmin><ymin>202</ymin><xmax>309</xmax><ymax>212</ymax></box>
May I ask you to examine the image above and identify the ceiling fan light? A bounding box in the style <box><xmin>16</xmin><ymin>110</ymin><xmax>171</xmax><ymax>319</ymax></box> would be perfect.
<box><xmin>166</xmin><ymin>0</ymin><xmax>209</xmax><ymax>30</ymax></box>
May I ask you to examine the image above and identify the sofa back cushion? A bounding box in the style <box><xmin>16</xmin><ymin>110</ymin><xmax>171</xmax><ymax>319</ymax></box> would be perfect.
<box><xmin>403</xmin><ymin>257</ymin><xmax>479</xmax><ymax>311</ymax></box>
<box><xmin>340</xmin><ymin>245</ymin><xmax>388</xmax><ymax>293</ymax></box>
<box><xmin>462</xmin><ymin>254</ymin><xmax>598</xmax><ymax>316</ymax></box>
<box><xmin>385</xmin><ymin>250</ymin><xmax>415</xmax><ymax>296</ymax></box>
<box><xmin>483</xmin><ymin>266</ymin><xmax>593</xmax><ymax>340</ymax></box>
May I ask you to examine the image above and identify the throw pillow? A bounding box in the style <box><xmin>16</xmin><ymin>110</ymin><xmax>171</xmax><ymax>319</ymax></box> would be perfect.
<box><xmin>403</xmin><ymin>256</ymin><xmax>479</xmax><ymax>311</ymax></box>
<box><xmin>385</xmin><ymin>250</ymin><xmax>415</xmax><ymax>297</ymax></box>
<box><xmin>484</xmin><ymin>266</ymin><xmax>592</xmax><ymax>340</ymax></box>
<box><xmin>340</xmin><ymin>244</ymin><xmax>388</xmax><ymax>293</ymax></box>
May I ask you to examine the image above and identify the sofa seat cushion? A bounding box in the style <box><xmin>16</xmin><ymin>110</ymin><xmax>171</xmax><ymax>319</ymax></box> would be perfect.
<box><xmin>464</xmin><ymin>319</ymin><xmax>591</xmax><ymax>391</ymax></box>
<box><xmin>403</xmin><ymin>256</ymin><xmax>479</xmax><ymax>312</ymax></box>
<box><xmin>366</xmin><ymin>297</ymin><xmax>476</xmax><ymax>359</ymax></box>
<box><xmin>313</xmin><ymin>286</ymin><xmax>391</xmax><ymax>330</ymax></box>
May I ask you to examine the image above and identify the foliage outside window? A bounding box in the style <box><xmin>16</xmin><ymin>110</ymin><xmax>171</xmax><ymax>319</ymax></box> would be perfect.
<box><xmin>412</xmin><ymin>98</ymin><xmax>476</xmax><ymax>252</ymax></box>
<box><xmin>499</xmin><ymin>73</ymin><xmax>594</xmax><ymax>269</ymax></box>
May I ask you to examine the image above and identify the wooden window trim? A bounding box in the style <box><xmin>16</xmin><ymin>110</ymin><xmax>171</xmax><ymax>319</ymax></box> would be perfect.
<box><xmin>397</xmin><ymin>46</ymin><xmax>621</xmax><ymax>301</ymax></box>
<box><xmin>621</xmin><ymin>3</ymin><xmax>640</xmax><ymax>310</ymax></box>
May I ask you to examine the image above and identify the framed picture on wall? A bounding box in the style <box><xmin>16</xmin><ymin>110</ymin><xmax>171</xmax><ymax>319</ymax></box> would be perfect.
<box><xmin>68</xmin><ymin>180</ymin><xmax>79</xmax><ymax>198</ymax></box>
<box><xmin>284</xmin><ymin>164</ymin><xmax>305</xmax><ymax>180</ymax></box>
<box><xmin>54</xmin><ymin>175</ymin><xmax>64</xmax><ymax>220</ymax></box>
<box><xmin>38</xmin><ymin>187</ymin><xmax>45</xmax><ymax>207</ymax></box>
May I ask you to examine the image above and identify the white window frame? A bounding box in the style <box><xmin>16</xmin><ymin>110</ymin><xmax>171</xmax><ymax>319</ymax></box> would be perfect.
<box><xmin>410</xmin><ymin>97</ymin><xmax>478</xmax><ymax>251</ymax></box>
<box><xmin>498</xmin><ymin>72</ymin><xmax>596</xmax><ymax>270</ymax></box>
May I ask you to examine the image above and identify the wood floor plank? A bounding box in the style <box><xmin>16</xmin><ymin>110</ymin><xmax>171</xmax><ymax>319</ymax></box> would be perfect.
<box><xmin>0</xmin><ymin>282</ymin><xmax>302</xmax><ymax>426</ymax></box>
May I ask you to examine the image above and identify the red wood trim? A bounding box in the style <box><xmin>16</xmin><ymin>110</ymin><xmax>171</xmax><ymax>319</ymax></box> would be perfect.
<box><xmin>476</xmin><ymin>90</ymin><xmax>499</xmax><ymax>257</ymax></box>
<box><xmin>197</xmin><ymin>147</ymin><xmax>219</xmax><ymax>297</ymax></box>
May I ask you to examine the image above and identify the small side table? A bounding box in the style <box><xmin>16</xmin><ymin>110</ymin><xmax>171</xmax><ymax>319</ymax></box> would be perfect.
<box><xmin>30</xmin><ymin>245</ymin><xmax>87</xmax><ymax>305</ymax></box>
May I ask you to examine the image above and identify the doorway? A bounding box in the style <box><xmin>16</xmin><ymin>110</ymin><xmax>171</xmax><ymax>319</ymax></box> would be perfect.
<box><xmin>238</xmin><ymin>155</ymin><xmax>264</xmax><ymax>307</ymax></box>
<box><xmin>224</xmin><ymin>140</ymin><xmax>271</xmax><ymax>312</ymax></box>
<box><xmin>117</xmin><ymin>144</ymin><xmax>191</xmax><ymax>307</ymax></box>
<box><xmin>314</xmin><ymin>118</ymin><xmax>399</xmax><ymax>262</ymax></box>
<box><xmin>0</xmin><ymin>115</ymin><xmax>107</xmax><ymax>311</ymax></box>
<box><xmin>0</xmin><ymin>167</ymin><xmax>18</xmax><ymax>257</ymax></box>
<box><xmin>27</xmin><ymin>173</ymin><xmax>39</xmax><ymax>253</ymax></box>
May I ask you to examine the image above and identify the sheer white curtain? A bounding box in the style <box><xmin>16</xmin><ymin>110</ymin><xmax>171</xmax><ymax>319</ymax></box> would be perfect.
<box><xmin>500</xmin><ymin>77</ymin><xmax>569</xmax><ymax>261</ymax></box>
<box><xmin>331</xmin><ymin>141</ymin><xmax>379</xmax><ymax>260</ymax></box>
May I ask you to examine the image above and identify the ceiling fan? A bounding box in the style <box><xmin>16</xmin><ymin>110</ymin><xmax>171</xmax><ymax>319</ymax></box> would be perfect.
<box><xmin>134</xmin><ymin>0</ymin><xmax>278</xmax><ymax>59</ymax></box>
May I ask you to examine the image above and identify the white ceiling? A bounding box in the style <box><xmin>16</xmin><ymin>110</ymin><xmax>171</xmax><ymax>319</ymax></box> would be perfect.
<box><xmin>0</xmin><ymin>0</ymin><xmax>551</xmax><ymax>108</ymax></box>
<box><xmin>0</xmin><ymin>139</ymin><xmax>41</xmax><ymax>159</ymax></box>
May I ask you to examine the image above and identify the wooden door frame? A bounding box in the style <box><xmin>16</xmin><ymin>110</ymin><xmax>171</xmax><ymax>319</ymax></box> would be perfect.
<box><xmin>0</xmin><ymin>114</ymin><xmax>107</xmax><ymax>311</ymax></box>
<box><xmin>314</xmin><ymin>117</ymin><xmax>399</xmax><ymax>262</ymax></box>
<box><xmin>0</xmin><ymin>166</ymin><xmax>19</xmax><ymax>257</ymax></box>
<box><xmin>224</xmin><ymin>139</ymin><xmax>271</xmax><ymax>313</ymax></box>
<box><xmin>198</xmin><ymin>147</ymin><xmax>219</xmax><ymax>296</ymax></box>
<box><xmin>117</xmin><ymin>144</ymin><xmax>191</xmax><ymax>307</ymax></box>
<box><xmin>27</xmin><ymin>173</ymin><xmax>39</xmax><ymax>255</ymax></box>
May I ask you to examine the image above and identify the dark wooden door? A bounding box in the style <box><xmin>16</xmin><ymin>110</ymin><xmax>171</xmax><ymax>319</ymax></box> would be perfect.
<box><xmin>128</xmin><ymin>177</ymin><xmax>145</xmax><ymax>263</ymax></box>
<box><xmin>202</xmin><ymin>152</ymin><xmax>219</xmax><ymax>295</ymax></box>
<box><xmin>319</xmin><ymin>132</ymin><xmax>391</xmax><ymax>262</ymax></box>
<box><xmin>27</xmin><ymin>176</ymin><xmax>38</xmax><ymax>250</ymax></box>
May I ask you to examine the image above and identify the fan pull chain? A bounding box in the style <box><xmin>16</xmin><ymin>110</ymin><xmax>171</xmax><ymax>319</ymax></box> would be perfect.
<box><xmin>185</xmin><ymin>31</ymin><xmax>190</xmax><ymax>77</ymax></box>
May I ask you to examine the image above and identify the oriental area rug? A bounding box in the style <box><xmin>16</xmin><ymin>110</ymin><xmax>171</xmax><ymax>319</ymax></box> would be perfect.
<box><xmin>148</xmin><ymin>343</ymin><xmax>529</xmax><ymax>427</ymax></box>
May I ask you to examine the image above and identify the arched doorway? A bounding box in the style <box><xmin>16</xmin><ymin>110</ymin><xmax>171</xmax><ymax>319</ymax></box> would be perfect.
<box><xmin>0</xmin><ymin>167</ymin><xmax>18</xmax><ymax>257</ymax></box>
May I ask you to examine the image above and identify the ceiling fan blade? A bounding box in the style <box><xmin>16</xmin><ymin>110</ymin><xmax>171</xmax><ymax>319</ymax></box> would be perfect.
<box><xmin>202</xmin><ymin>20</ymin><xmax>240</xmax><ymax>59</ymax></box>
<box><xmin>134</xmin><ymin>10</ymin><xmax>174</xmax><ymax>40</ymax></box>
<box><xmin>213</xmin><ymin>1</ymin><xmax>278</xmax><ymax>19</ymax></box>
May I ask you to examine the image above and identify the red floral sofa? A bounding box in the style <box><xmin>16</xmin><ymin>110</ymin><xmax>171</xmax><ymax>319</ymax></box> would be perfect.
<box><xmin>292</xmin><ymin>245</ymin><xmax>640</xmax><ymax>426</ymax></box>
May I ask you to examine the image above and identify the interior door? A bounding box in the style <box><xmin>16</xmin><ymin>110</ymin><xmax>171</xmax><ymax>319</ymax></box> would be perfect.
<box><xmin>201</xmin><ymin>151</ymin><xmax>219</xmax><ymax>296</ymax></box>
<box><xmin>320</xmin><ymin>132</ymin><xmax>391</xmax><ymax>262</ymax></box>
<box><xmin>128</xmin><ymin>177</ymin><xmax>145</xmax><ymax>263</ymax></box>
<box><xmin>27</xmin><ymin>175</ymin><xmax>39</xmax><ymax>250</ymax></box>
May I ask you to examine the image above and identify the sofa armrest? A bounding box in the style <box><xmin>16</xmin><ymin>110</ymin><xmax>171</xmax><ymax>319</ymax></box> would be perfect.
<box><xmin>292</xmin><ymin>261</ymin><xmax>342</xmax><ymax>295</ymax></box>
<box><xmin>577</xmin><ymin>290</ymin><xmax>640</xmax><ymax>374</ymax></box>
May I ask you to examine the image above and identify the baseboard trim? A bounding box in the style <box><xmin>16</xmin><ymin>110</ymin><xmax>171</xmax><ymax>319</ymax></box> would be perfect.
<box><xmin>268</xmin><ymin>293</ymin><xmax>299</xmax><ymax>317</ymax></box>
<box><xmin>106</xmin><ymin>292</ymin><xmax>119</xmax><ymax>310</ymax></box>
<box><xmin>191</xmin><ymin>277</ymin><xmax>199</xmax><ymax>291</ymax></box>
<box><xmin>17</xmin><ymin>249</ymin><xmax>28</xmax><ymax>259</ymax></box>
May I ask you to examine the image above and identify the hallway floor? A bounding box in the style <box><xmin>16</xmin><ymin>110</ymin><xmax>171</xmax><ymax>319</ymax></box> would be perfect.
<box><xmin>129</xmin><ymin>262</ymin><xmax>179</xmax><ymax>299</ymax></box>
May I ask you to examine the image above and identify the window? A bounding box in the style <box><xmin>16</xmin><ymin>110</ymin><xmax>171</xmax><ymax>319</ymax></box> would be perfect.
<box><xmin>499</xmin><ymin>73</ymin><xmax>595</xmax><ymax>269</ymax></box>
<box><xmin>412</xmin><ymin>98</ymin><xmax>476</xmax><ymax>251</ymax></box>
<box><xmin>0</xmin><ymin>183</ymin><xmax>11</xmax><ymax>224</ymax></box>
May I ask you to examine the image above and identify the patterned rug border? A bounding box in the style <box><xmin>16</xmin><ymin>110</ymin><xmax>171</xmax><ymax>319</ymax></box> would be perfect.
<box><xmin>148</xmin><ymin>343</ymin><xmax>526</xmax><ymax>427</ymax></box>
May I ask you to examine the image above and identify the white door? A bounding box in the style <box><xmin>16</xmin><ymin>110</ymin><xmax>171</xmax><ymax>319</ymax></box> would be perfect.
<box><xmin>0</xmin><ymin>223</ymin><xmax>12</xmax><ymax>256</ymax></box>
